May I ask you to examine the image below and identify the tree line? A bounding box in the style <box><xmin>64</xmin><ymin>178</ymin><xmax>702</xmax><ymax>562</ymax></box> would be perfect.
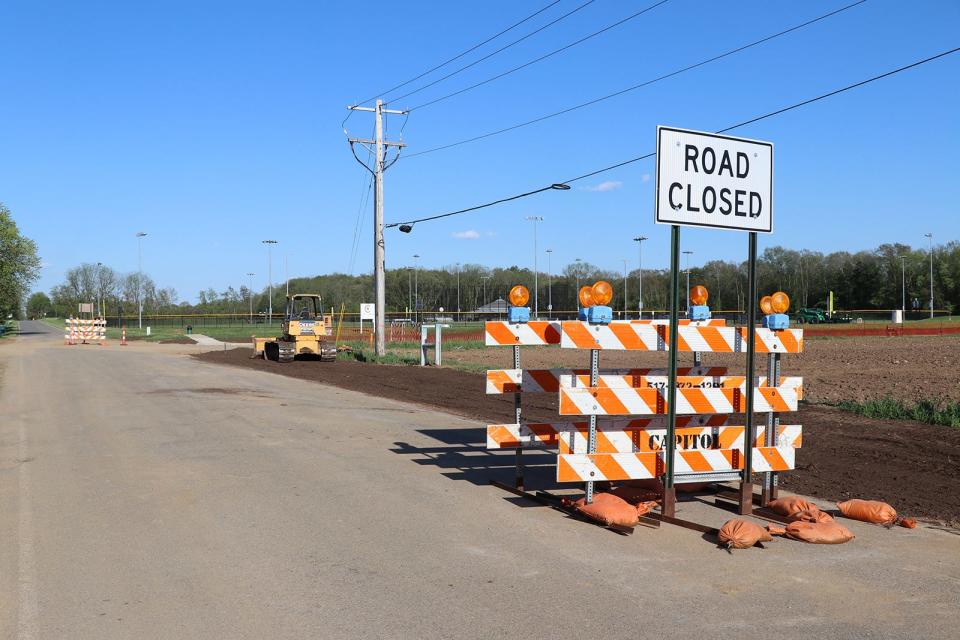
<box><xmin>37</xmin><ymin>240</ymin><xmax>959</xmax><ymax>319</ymax></box>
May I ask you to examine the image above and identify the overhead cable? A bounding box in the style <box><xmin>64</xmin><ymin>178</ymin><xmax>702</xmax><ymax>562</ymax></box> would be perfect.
<box><xmin>404</xmin><ymin>0</ymin><xmax>867</xmax><ymax>158</ymax></box>
<box><xmin>387</xmin><ymin>45</ymin><xmax>960</xmax><ymax>229</ymax></box>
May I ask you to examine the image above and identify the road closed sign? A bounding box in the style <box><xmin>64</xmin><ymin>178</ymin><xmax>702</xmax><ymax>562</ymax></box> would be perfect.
<box><xmin>655</xmin><ymin>126</ymin><xmax>773</xmax><ymax>233</ymax></box>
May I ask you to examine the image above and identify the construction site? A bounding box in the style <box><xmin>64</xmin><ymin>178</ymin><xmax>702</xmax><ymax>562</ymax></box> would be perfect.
<box><xmin>2</xmin><ymin>1</ymin><xmax>959</xmax><ymax>639</ymax></box>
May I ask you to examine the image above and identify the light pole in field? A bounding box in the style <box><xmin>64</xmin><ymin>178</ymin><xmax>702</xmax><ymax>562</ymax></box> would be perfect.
<box><xmin>407</xmin><ymin>267</ymin><xmax>413</xmax><ymax>318</ymax></box>
<box><xmin>413</xmin><ymin>254</ymin><xmax>420</xmax><ymax>323</ymax></box>
<box><xmin>546</xmin><ymin>248</ymin><xmax>553</xmax><ymax>318</ymax></box>
<box><xmin>633</xmin><ymin>236</ymin><xmax>647</xmax><ymax>318</ymax></box>
<box><xmin>262</xmin><ymin>240</ymin><xmax>277</xmax><ymax>324</ymax></box>
<box><xmin>525</xmin><ymin>216</ymin><xmax>543</xmax><ymax>318</ymax></box>
<box><xmin>622</xmin><ymin>259</ymin><xmax>628</xmax><ymax>318</ymax></box>
<box><xmin>455</xmin><ymin>262</ymin><xmax>461</xmax><ymax>320</ymax></box>
<box><xmin>898</xmin><ymin>256</ymin><xmax>906</xmax><ymax>320</ymax></box>
<box><xmin>924</xmin><ymin>233</ymin><xmax>934</xmax><ymax>319</ymax></box>
<box><xmin>96</xmin><ymin>262</ymin><xmax>104</xmax><ymax>318</ymax></box>
<box><xmin>247</xmin><ymin>272</ymin><xmax>256</xmax><ymax>323</ymax></box>
<box><xmin>481</xmin><ymin>275</ymin><xmax>491</xmax><ymax>309</ymax></box>
<box><xmin>574</xmin><ymin>258</ymin><xmax>584</xmax><ymax>311</ymax></box>
<box><xmin>136</xmin><ymin>232</ymin><xmax>147</xmax><ymax>329</ymax></box>
<box><xmin>682</xmin><ymin>250</ymin><xmax>694</xmax><ymax>313</ymax></box>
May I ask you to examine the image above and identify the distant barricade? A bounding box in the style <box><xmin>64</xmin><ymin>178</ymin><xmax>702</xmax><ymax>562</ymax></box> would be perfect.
<box><xmin>65</xmin><ymin>318</ymin><xmax>106</xmax><ymax>345</ymax></box>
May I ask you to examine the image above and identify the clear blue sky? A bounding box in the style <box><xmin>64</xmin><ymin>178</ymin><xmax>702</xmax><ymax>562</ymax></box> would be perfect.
<box><xmin>1</xmin><ymin>0</ymin><xmax>957</xmax><ymax>301</ymax></box>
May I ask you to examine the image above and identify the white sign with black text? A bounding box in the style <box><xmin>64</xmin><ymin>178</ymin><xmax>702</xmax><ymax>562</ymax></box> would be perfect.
<box><xmin>655</xmin><ymin>126</ymin><xmax>773</xmax><ymax>233</ymax></box>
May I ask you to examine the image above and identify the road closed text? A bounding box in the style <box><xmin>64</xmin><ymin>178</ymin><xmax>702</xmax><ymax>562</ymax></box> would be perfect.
<box><xmin>667</xmin><ymin>146</ymin><xmax>762</xmax><ymax>218</ymax></box>
<box><xmin>656</xmin><ymin>127</ymin><xmax>773</xmax><ymax>233</ymax></box>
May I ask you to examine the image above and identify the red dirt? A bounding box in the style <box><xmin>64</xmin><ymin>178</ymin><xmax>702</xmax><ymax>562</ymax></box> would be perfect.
<box><xmin>195</xmin><ymin>348</ymin><xmax>960</xmax><ymax>526</ymax></box>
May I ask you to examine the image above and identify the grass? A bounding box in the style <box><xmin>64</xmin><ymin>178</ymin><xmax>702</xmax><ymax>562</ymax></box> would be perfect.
<box><xmin>339</xmin><ymin>348</ymin><xmax>421</xmax><ymax>366</ymax></box>
<box><xmin>836</xmin><ymin>396</ymin><xmax>960</xmax><ymax>427</ymax></box>
<box><xmin>0</xmin><ymin>320</ymin><xmax>18</xmax><ymax>339</ymax></box>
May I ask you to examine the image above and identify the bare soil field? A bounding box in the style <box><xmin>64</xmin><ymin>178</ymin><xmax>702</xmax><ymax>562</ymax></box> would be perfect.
<box><xmin>196</xmin><ymin>348</ymin><xmax>960</xmax><ymax>526</ymax></box>
<box><xmin>443</xmin><ymin>334</ymin><xmax>960</xmax><ymax>404</ymax></box>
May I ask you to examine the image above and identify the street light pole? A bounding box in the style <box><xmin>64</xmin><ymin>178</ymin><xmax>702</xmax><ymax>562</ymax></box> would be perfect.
<box><xmin>525</xmin><ymin>216</ymin><xmax>543</xmax><ymax>318</ymax></box>
<box><xmin>407</xmin><ymin>267</ymin><xmax>413</xmax><ymax>318</ymax></box>
<box><xmin>456</xmin><ymin>262</ymin><xmax>461</xmax><ymax>320</ymax></box>
<box><xmin>96</xmin><ymin>262</ymin><xmax>103</xmax><ymax>318</ymax></box>
<box><xmin>247</xmin><ymin>273</ymin><xmax>255</xmax><ymax>323</ymax></box>
<box><xmin>633</xmin><ymin>236</ymin><xmax>647</xmax><ymax>318</ymax></box>
<box><xmin>622</xmin><ymin>259</ymin><xmax>628</xmax><ymax>318</ymax></box>
<box><xmin>898</xmin><ymin>256</ymin><xmax>906</xmax><ymax>320</ymax></box>
<box><xmin>925</xmin><ymin>233</ymin><xmax>934</xmax><ymax>319</ymax></box>
<box><xmin>481</xmin><ymin>275</ymin><xmax>491</xmax><ymax>308</ymax></box>
<box><xmin>546</xmin><ymin>249</ymin><xmax>553</xmax><ymax>318</ymax></box>
<box><xmin>413</xmin><ymin>254</ymin><xmax>420</xmax><ymax>323</ymax></box>
<box><xmin>575</xmin><ymin>258</ymin><xmax>583</xmax><ymax>311</ymax></box>
<box><xmin>136</xmin><ymin>232</ymin><xmax>147</xmax><ymax>329</ymax></box>
<box><xmin>262</xmin><ymin>240</ymin><xmax>278</xmax><ymax>324</ymax></box>
<box><xmin>682</xmin><ymin>250</ymin><xmax>694</xmax><ymax>313</ymax></box>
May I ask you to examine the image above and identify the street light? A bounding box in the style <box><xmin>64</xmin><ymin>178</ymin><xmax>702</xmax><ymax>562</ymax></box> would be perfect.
<box><xmin>262</xmin><ymin>240</ymin><xmax>278</xmax><ymax>324</ymax></box>
<box><xmin>525</xmin><ymin>216</ymin><xmax>543</xmax><ymax>318</ymax></box>
<box><xmin>246</xmin><ymin>272</ymin><xmax>256</xmax><ymax>323</ymax></box>
<box><xmin>407</xmin><ymin>267</ymin><xmax>413</xmax><ymax>318</ymax></box>
<box><xmin>633</xmin><ymin>236</ymin><xmax>647</xmax><ymax>318</ymax></box>
<box><xmin>682</xmin><ymin>250</ymin><xmax>694</xmax><ymax>313</ymax></box>
<box><xmin>546</xmin><ymin>249</ymin><xmax>553</xmax><ymax>318</ymax></box>
<box><xmin>575</xmin><ymin>258</ymin><xmax>584</xmax><ymax>311</ymax></box>
<box><xmin>924</xmin><ymin>233</ymin><xmax>934</xmax><ymax>319</ymax></box>
<box><xmin>136</xmin><ymin>232</ymin><xmax>147</xmax><ymax>329</ymax></box>
<box><xmin>481</xmin><ymin>275</ymin><xmax>492</xmax><ymax>309</ymax></box>
<box><xmin>413</xmin><ymin>254</ymin><xmax>420</xmax><ymax>323</ymax></box>
<box><xmin>455</xmin><ymin>262</ymin><xmax>461</xmax><ymax>319</ymax></box>
<box><xmin>96</xmin><ymin>262</ymin><xmax>104</xmax><ymax>318</ymax></box>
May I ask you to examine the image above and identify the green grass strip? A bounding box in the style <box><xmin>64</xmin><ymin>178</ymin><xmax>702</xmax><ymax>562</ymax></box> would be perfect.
<box><xmin>836</xmin><ymin>396</ymin><xmax>960</xmax><ymax>427</ymax></box>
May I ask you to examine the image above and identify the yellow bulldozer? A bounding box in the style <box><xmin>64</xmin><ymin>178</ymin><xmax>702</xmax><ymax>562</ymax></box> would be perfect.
<box><xmin>253</xmin><ymin>294</ymin><xmax>337</xmax><ymax>363</ymax></box>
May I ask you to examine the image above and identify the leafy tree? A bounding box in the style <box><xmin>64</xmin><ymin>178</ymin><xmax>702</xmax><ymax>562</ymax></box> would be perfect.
<box><xmin>0</xmin><ymin>203</ymin><xmax>41</xmax><ymax>317</ymax></box>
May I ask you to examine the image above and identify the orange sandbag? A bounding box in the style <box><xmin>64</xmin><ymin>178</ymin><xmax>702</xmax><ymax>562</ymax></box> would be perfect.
<box><xmin>718</xmin><ymin>519</ymin><xmax>773</xmax><ymax>550</ymax></box>
<box><xmin>768</xmin><ymin>521</ymin><xmax>855</xmax><ymax>544</ymax></box>
<box><xmin>837</xmin><ymin>499</ymin><xmax>916</xmax><ymax>528</ymax></box>
<box><xmin>787</xmin><ymin>508</ymin><xmax>834</xmax><ymax>524</ymax></box>
<box><xmin>609</xmin><ymin>485</ymin><xmax>661</xmax><ymax>505</ymax></box>
<box><xmin>766</xmin><ymin>496</ymin><xmax>820</xmax><ymax>517</ymax></box>
<box><xmin>564</xmin><ymin>493</ymin><xmax>651</xmax><ymax>527</ymax></box>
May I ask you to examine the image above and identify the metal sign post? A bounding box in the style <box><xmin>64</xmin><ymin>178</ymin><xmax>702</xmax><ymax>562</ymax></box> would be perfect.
<box><xmin>656</xmin><ymin>125</ymin><xmax>773</xmax><ymax>518</ymax></box>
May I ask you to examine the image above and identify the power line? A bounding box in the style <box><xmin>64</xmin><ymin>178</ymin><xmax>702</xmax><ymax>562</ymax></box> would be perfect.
<box><xmin>407</xmin><ymin>0</ymin><xmax>673</xmax><ymax>112</ymax></box>
<box><xmin>405</xmin><ymin>0</ymin><xmax>867</xmax><ymax>158</ymax></box>
<box><xmin>357</xmin><ymin>1</ymin><xmax>563</xmax><ymax>106</ymax></box>
<box><xmin>385</xmin><ymin>0</ymin><xmax>599</xmax><ymax>106</ymax></box>
<box><xmin>388</xmin><ymin>45</ymin><xmax>960</xmax><ymax>228</ymax></box>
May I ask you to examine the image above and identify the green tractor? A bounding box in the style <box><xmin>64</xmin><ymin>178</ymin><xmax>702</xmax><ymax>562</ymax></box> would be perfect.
<box><xmin>795</xmin><ymin>308</ymin><xmax>827</xmax><ymax>324</ymax></box>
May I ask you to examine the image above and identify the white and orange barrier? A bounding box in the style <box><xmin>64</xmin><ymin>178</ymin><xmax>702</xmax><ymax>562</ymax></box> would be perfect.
<box><xmin>556</xmin><ymin>446</ymin><xmax>796</xmax><ymax>483</ymax></box>
<box><xmin>560</xmin><ymin>320</ymin><xmax>803</xmax><ymax>353</ymax></box>
<box><xmin>65</xmin><ymin>318</ymin><xmax>107</xmax><ymax>345</ymax></box>
<box><xmin>484</xmin><ymin>320</ymin><xmax>562</xmax><ymax>346</ymax></box>
<box><xmin>486</xmin><ymin>420</ymin><xmax>801</xmax><ymax>454</ymax></box>
<box><xmin>485</xmin><ymin>367</ymin><xmax>801</xmax><ymax>396</ymax></box>
<box><xmin>558</xmin><ymin>385</ymin><xmax>800</xmax><ymax>416</ymax></box>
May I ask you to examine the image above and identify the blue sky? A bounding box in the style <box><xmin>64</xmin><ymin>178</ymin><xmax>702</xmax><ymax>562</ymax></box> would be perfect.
<box><xmin>1</xmin><ymin>0</ymin><xmax>957</xmax><ymax>301</ymax></box>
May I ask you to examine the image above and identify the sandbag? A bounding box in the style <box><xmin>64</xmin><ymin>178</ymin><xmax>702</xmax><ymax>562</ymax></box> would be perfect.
<box><xmin>787</xmin><ymin>508</ymin><xmax>834</xmax><ymax>524</ymax></box>
<box><xmin>609</xmin><ymin>485</ymin><xmax>661</xmax><ymax>505</ymax></box>
<box><xmin>837</xmin><ymin>499</ymin><xmax>916</xmax><ymax>528</ymax></box>
<box><xmin>768</xmin><ymin>521</ymin><xmax>855</xmax><ymax>544</ymax></box>
<box><xmin>564</xmin><ymin>493</ymin><xmax>653</xmax><ymax>527</ymax></box>
<box><xmin>766</xmin><ymin>496</ymin><xmax>820</xmax><ymax>517</ymax></box>
<box><xmin>718</xmin><ymin>519</ymin><xmax>772</xmax><ymax>550</ymax></box>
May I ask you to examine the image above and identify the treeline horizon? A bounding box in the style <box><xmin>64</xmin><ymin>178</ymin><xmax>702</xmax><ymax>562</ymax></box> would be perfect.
<box><xmin>35</xmin><ymin>240</ymin><xmax>960</xmax><ymax>318</ymax></box>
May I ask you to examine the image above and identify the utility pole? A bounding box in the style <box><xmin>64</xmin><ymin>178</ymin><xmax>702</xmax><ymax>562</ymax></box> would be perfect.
<box><xmin>925</xmin><ymin>233</ymin><xmax>934</xmax><ymax>319</ymax></box>
<box><xmin>683</xmin><ymin>250</ymin><xmax>693</xmax><ymax>313</ymax></box>
<box><xmin>481</xmin><ymin>275</ymin><xmax>491</xmax><ymax>308</ymax></box>
<box><xmin>285</xmin><ymin>255</ymin><xmax>289</xmax><ymax>297</ymax></box>
<box><xmin>347</xmin><ymin>99</ymin><xmax>407</xmax><ymax>356</ymax></box>
<box><xmin>525</xmin><ymin>216</ymin><xmax>542</xmax><ymax>318</ymax></box>
<box><xmin>634</xmin><ymin>236</ymin><xmax>647</xmax><ymax>318</ymax></box>
<box><xmin>262</xmin><ymin>240</ymin><xmax>277</xmax><ymax>324</ymax></box>
<box><xmin>407</xmin><ymin>267</ymin><xmax>413</xmax><ymax>318</ymax></box>
<box><xmin>546</xmin><ymin>249</ymin><xmax>553</xmax><ymax>318</ymax></box>
<box><xmin>247</xmin><ymin>272</ymin><xmax>255</xmax><ymax>324</ymax></box>
<box><xmin>136</xmin><ymin>232</ymin><xmax>147</xmax><ymax>329</ymax></box>
<box><xmin>575</xmin><ymin>258</ymin><xmax>583</xmax><ymax>311</ymax></box>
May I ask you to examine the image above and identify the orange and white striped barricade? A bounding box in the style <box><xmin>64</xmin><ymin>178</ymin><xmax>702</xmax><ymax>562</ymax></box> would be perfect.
<box><xmin>556</xmin><ymin>446</ymin><xmax>796</xmax><ymax>483</ymax></box>
<box><xmin>560</xmin><ymin>320</ymin><xmax>803</xmax><ymax>354</ymax></box>
<box><xmin>486</xmin><ymin>417</ymin><xmax>801</xmax><ymax>453</ymax></box>
<box><xmin>558</xmin><ymin>385</ymin><xmax>802</xmax><ymax>416</ymax></box>
<box><xmin>66</xmin><ymin>318</ymin><xmax>107</xmax><ymax>345</ymax></box>
<box><xmin>484</xmin><ymin>320</ymin><xmax>563</xmax><ymax>490</ymax></box>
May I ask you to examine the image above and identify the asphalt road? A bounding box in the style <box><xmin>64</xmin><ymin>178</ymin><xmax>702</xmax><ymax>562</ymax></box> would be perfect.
<box><xmin>1</xmin><ymin>321</ymin><xmax>958</xmax><ymax>639</ymax></box>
